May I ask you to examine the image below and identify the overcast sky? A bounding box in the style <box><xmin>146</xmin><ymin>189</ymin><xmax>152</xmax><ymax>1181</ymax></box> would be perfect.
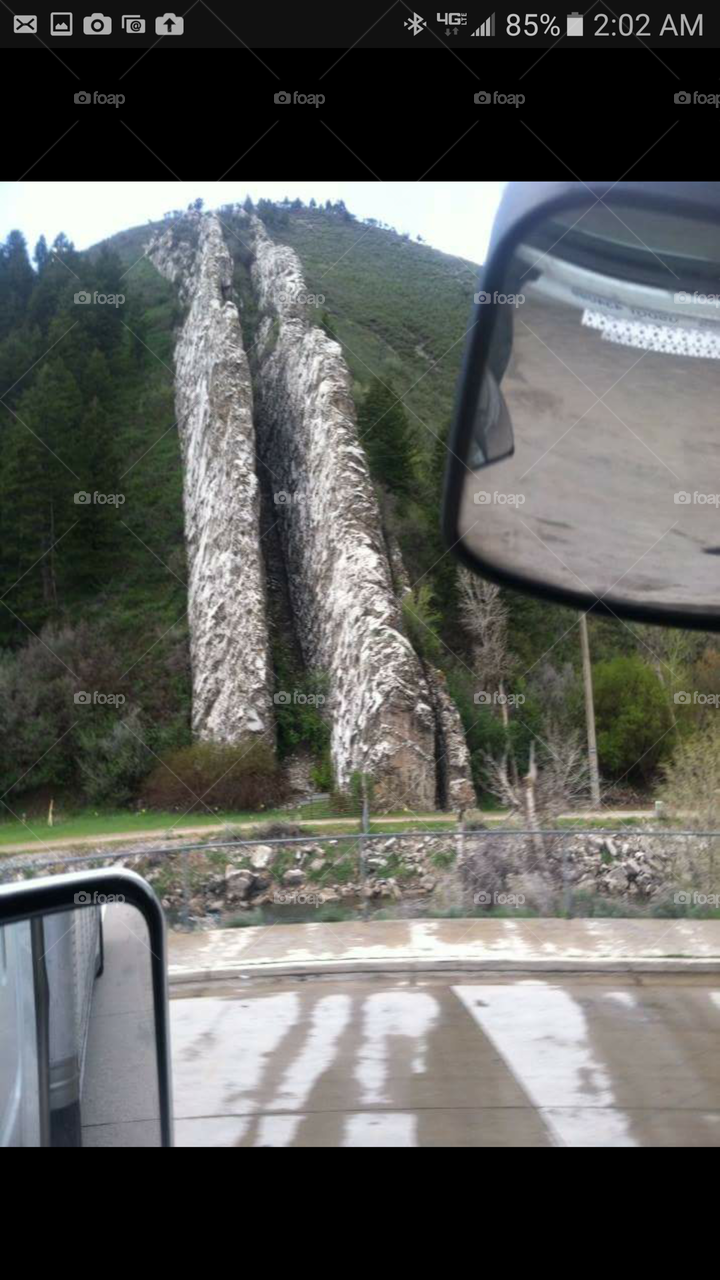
<box><xmin>0</xmin><ymin>181</ymin><xmax>506</xmax><ymax>265</ymax></box>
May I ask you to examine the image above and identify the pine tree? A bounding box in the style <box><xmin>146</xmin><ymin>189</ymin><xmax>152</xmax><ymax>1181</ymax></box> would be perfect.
<box><xmin>356</xmin><ymin>378</ymin><xmax>418</xmax><ymax>500</ymax></box>
<box><xmin>34</xmin><ymin>235</ymin><xmax>50</xmax><ymax>272</ymax></box>
<box><xmin>0</xmin><ymin>360</ymin><xmax>84</xmax><ymax>631</ymax></box>
<box><xmin>0</xmin><ymin>231</ymin><xmax>34</xmax><ymax>339</ymax></box>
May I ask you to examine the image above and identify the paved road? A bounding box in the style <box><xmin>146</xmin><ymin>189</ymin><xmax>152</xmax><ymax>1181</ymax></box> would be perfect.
<box><xmin>170</xmin><ymin>973</ymin><xmax>720</xmax><ymax>1147</ymax></box>
<box><xmin>81</xmin><ymin>903</ymin><xmax>161</xmax><ymax>1147</ymax></box>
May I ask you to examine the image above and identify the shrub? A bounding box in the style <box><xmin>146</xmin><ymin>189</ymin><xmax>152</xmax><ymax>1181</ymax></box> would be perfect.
<box><xmin>273</xmin><ymin>669</ymin><xmax>330</xmax><ymax>762</ymax></box>
<box><xmin>401</xmin><ymin>584</ymin><xmax>443</xmax><ymax>662</ymax></box>
<box><xmin>328</xmin><ymin>790</ymin><xmax>359</xmax><ymax>815</ymax></box>
<box><xmin>660</xmin><ymin>719</ymin><xmax>720</xmax><ymax>827</ymax></box>
<box><xmin>592</xmin><ymin>655</ymin><xmax>673</xmax><ymax>782</ymax></box>
<box><xmin>310</xmin><ymin>748</ymin><xmax>334</xmax><ymax>792</ymax></box>
<box><xmin>0</xmin><ymin>630</ymin><xmax>77</xmax><ymax>802</ymax></box>
<box><xmin>76</xmin><ymin>707</ymin><xmax>150</xmax><ymax>807</ymax></box>
<box><xmin>142</xmin><ymin>740</ymin><xmax>287</xmax><ymax>813</ymax></box>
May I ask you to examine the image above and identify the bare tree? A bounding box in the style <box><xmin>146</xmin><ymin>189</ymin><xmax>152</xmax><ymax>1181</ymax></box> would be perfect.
<box><xmin>633</xmin><ymin>624</ymin><xmax>700</xmax><ymax>739</ymax></box>
<box><xmin>457</xmin><ymin>569</ymin><xmax>511</xmax><ymax>704</ymax></box>
<box><xmin>482</xmin><ymin>724</ymin><xmax>590</xmax><ymax>861</ymax></box>
<box><xmin>463</xmin><ymin>727</ymin><xmax>589</xmax><ymax>911</ymax></box>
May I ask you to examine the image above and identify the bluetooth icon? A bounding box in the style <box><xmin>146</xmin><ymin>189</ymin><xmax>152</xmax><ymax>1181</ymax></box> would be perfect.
<box><xmin>404</xmin><ymin>12</ymin><xmax>426</xmax><ymax>35</ymax></box>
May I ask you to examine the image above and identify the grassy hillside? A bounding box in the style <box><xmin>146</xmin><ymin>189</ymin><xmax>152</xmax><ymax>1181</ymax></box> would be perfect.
<box><xmin>2</xmin><ymin>199</ymin><xmax>709</xmax><ymax>822</ymax></box>
<box><xmin>273</xmin><ymin>206</ymin><xmax>479</xmax><ymax>449</ymax></box>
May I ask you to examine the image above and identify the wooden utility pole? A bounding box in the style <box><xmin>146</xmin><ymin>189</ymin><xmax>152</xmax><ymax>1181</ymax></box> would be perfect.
<box><xmin>579</xmin><ymin>613</ymin><xmax>601</xmax><ymax>806</ymax></box>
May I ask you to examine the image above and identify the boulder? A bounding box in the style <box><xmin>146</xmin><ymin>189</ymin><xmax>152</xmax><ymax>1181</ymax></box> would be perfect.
<box><xmin>225</xmin><ymin>869</ymin><xmax>255</xmax><ymax>901</ymax></box>
<box><xmin>250</xmin><ymin>844</ymin><xmax>275</xmax><ymax>871</ymax></box>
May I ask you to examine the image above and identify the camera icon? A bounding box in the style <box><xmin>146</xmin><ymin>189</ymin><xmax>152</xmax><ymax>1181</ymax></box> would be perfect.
<box><xmin>473</xmin><ymin>490</ymin><xmax>491</xmax><ymax>505</ymax></box>
<box><xmin>674</xmin><ymin>92</ymin><xmax>691</xmax><ymax>104</ymax></box>
<box><xmin>674</xmin><ymin>691</ymin><xmax>691</xmax><ymax>704</ymax></box>
<box><xmin>473</xmin><ymin>691</ymin><xmax>492</xmax><ymax>705</ymax></box>
<box><xmin>74</xmin><ymin>690</ymin><xmax>92</xmax><ymax>704</ymax></box>
<box><xmin>74</xmin><ymin>891</ymin><xmax>92</xmax><ymax>904</ymax></box>
<box><xmin>474</xmin><ymin>91</ymin><xmax>492</xmax><ymax>104</ymax></box>
<box><xmin>84</xmin><ymin>12</ymin><xmax>112</xmax><ymax>33</ymax></box>
<box><xmin>74</xmin><ymin>490</ymin><xmax>92</xmax><ymax>503</ymax></box>
<box><xmin>122</xmin><ymin>14</ymin><xmax>145</xmax><ymax>30</ymax></box>
<box><xmin>474</xmin><ymin>291</ymin><xmax>491</xmax><ymax>304</ymax></box>
<box><xmin>474</xmin><ymin>891</ymin><xmax>492</xmax><ymax>905</ymax></box>
<box><xmin>674</xmin><ymin>491</ymin><xmax>691</xmax><ymax>504</ymax></box>
<box><xmin>74</xmin><ymin>290</ymin><xmax>92</xmax><ymax>303</ymax></box>
<box><xmin>274</xmin><ymin>691</ymin><xmax>291</xmax><ymax>705</ymax></box>
<box><xmin>275</xmin><ymin>92</ymin><xmax>292</xmax><ymax>104</ymax></box>
<box><xmin>274</xmin><ymin>491</ymin><xmax>290</xmax><ymax>504</ymax></box>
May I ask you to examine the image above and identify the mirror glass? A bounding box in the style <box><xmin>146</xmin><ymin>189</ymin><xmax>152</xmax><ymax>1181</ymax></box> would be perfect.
<box><xmin>0</xmin><ymin>898</ymin><xmax>162</xmax><ymax>1147</ymax></box>
<box><xmin>458</xmin><ymin>195</ymin><xmax>720</xmax><ymax>617</ymax></box>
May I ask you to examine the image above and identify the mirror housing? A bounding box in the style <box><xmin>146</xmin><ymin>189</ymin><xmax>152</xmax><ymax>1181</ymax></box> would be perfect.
<box><xmin>0</xmin><ymin>869</ymin><xmax>173</xmax><ymax>1147</ymax></box>
<box><xmin>443</xmin><ymin>180</ymin><xmax>720</xmax><ymax>629</ymax></box>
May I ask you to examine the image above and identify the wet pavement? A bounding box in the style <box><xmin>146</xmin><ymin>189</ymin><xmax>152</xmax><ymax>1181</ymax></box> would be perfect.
<box><xmin>168</xmin><ymin>917</ymin><xmax>720</xmax><ymax>980</ymax></box>
<box><xmin>170</xmin><ymin>973</ymin><xmax>720</xmax><ymax>1146</ymax></box>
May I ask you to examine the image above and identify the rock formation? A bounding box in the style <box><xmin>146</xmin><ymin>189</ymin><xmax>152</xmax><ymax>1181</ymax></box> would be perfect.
<box><xmin>148</xmin><ymin>213</ymin><xmax>274</xmax><ymax>747</ymax></box>
<box><xmin>147</xmin><ymin>209</ymin><xmax>475</xmax><ymax>809</ymax></box>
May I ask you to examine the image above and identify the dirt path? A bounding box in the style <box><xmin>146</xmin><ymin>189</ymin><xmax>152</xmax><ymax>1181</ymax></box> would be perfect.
<box><xmin>0</xmin><ymin>810</ymin><xmax>660</xmax><ymax>857</ymax></box>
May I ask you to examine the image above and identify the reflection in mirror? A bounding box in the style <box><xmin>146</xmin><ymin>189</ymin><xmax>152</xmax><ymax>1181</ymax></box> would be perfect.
<box><xmin>459</xmin><ymin>196</ymin><xmax>720</xmax><ymax>617</ymax></box>
<box><xmin>0</xmin><ymin>899</ymin><xmax>161</xmax><ymax>1147</ymax></box>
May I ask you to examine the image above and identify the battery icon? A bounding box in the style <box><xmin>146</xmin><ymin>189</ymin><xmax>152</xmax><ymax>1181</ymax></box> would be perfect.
<box><xmin>566</xmin><ymin>11</ymin><xmax>583</xmax><ymax>35</ymax></box>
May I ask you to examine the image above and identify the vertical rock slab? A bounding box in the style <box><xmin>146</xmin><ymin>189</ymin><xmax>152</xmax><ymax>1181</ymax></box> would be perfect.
<box><xmin>247</xmin><ymin>215</ymin><xmax>440</xmax><ymax>808</ymax></box>
<box><xmin>147</xmin><ymin>214</ymin><xmax>273</xmax><ymax>747</ymax></box>
<box><xmin>387</xmin><ymin>532</ymin><xmax>475</xmax><ymax>810</ymax></box>
<box><xmin>426</xmin><ymin>667</ymin><xmax>477</xmax><ymax>811</ymax></box>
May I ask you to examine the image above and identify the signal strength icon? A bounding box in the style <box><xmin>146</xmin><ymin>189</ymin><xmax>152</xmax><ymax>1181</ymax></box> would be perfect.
<box><xmin>471</xmin><ymin>12</ymin><xmax>495</xmax><ymax>35</ymax></box>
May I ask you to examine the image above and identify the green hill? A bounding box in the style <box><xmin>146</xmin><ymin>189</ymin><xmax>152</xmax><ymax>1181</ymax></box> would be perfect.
<box><xmin>0</xmin><ymin>198</ymin><xmax>694</xmax><ymax>819</ymax></box>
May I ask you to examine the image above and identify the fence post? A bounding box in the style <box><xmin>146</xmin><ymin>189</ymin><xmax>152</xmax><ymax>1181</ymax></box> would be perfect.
<box><xmin>456</xmin><ymin>809</ymin><xmax>466</xmax><ymax>869</ymax></box>
<box><xmin>562</xmin><ymin>841</ymin><xmax>573</xmax><ymax>918</ymax></box>
<box><xmin>359</xmin><ymin>773</ymin><xmax>370</xmax><ymax>916</ymax></box>
<box><xmin>182</xmin><ymin>852</ymin><xmax>191</xmax><ymax>931</ymax></box>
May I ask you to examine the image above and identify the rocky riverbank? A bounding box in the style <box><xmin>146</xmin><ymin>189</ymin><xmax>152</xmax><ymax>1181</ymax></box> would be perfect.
<box><xmin>3</xmin><ymin>825</ymin><xmax>717</xmax><ymax>926</ymax></box>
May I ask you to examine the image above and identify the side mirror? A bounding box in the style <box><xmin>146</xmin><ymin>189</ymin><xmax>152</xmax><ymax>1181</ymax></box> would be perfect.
<box><xmin>0</xmin><ymin>869</ymin><xmax>173</xmax><ymax>1147</ymax></box>
<box><xmin>443</xmin><ymin>180</ymin><xmax>720</xmax><ymax>629</ymax></box>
